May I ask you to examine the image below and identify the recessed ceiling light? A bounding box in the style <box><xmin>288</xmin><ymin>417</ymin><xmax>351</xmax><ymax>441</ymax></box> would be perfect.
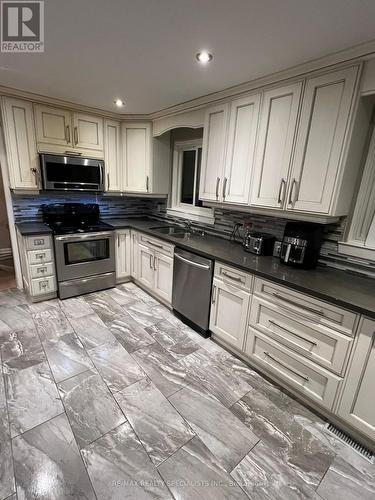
<box><xmin>114</xmin><ymin>99</ymin><xmax>125</xmax><ymax>107</ymax></box>
<box><xmin>196</xmin><ymin>51</ymin><xmax>213</xmax><ymax>64</ymax></box>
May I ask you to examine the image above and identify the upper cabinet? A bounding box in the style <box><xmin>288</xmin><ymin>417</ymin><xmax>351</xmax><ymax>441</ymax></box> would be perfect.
<box><xmin>251</xmin><ymin>83</ymin><xmax>302</xmax><ymax>209</ymax></box>
<box><xmin>1</xmin><ymin>97</ymin><xmax>39</xmax><ymax>190</ymax></box>
<box><xmin>34</xmin><ymin>104</ymin><xmax>104</xmax><ymax>158</ymax></box>
<box><xmin>104</xmin><ymin>119</ymin><xmax>122</xmax><ymax>192</ymax></box>
<box><xmin>121</xmin><ymin>122</ymin><xmax>152</xmax><ymax>193</ymax></box>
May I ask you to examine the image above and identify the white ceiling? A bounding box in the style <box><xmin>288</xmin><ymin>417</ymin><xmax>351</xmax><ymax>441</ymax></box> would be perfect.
<box><xmin>1</xmin><ymin>0</ymin><xmax>375</xmax><ymax>114</ymax></box>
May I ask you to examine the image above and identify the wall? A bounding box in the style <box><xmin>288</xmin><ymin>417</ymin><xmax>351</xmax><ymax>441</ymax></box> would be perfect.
<box><xmin>0</xmin><ymin>167</ymin><xmax>11</xmax><ymax>256</ymax></box>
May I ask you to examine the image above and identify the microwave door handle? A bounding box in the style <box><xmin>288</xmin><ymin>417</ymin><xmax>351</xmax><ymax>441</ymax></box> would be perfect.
<box><xmin>284</xmin><ymin>243</ymin><xmax>291</xmax><ymax>263</ymax></box>
<box><xmin>99</xmin><ymin>165</ymin><xmax>103</xmax><ymax>188</ymax></box>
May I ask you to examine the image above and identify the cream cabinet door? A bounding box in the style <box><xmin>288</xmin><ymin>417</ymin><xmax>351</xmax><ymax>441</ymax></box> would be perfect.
<box><xmin>34</xmin><ymin>104</ymin><xmax>73</xmax><ymax>148</ymax></box>
<box><xmin>104</xmin><ymin>120</ymin><xmax>122</xmax><ymax>192</ymax></box>
<box><xmin>223</xmin><ymin>94</ymin><xmax>261</xmax><ymax>205</ymax></box>
<box><xmin>199</xmin><ymin>103</ymin><xmax>229</xmax><ymax>202</ymax></box>
<box><xmin>209</xmin><ymin>278</ymin><xmax>250</xmax><ymax>349</ymax></box>
<box><xmin>115</xmin><ymin>229</ymin><xmax>131</xmax><ymax>281</ymax></box>
<box><xmin>153</xmin><ymin>252</ymin><xmax>173</xmax><ymax>304</ymax></box>
<box><xmin>1</xmin><ymin>97</ymin><xmax>39</xmax><ymax>190</ymax></box>
<box><xmin>338</xmin><ymin>317</ymin><xmax>375</xmax><ymax>441</ymax></box>
<box><xmin>122</xmin><ymin>122</ymin><xmax>152</xmax><ymax>193</ymax></box>
<box><xmin>72</xmin><ymin>113</ymin><xmax>104</xmax><ymax>152</ymax></box>
<box><xmin>251</xmin><ymin>82</ymin><xmax>302</xmax><ymax>208</ymax></box>
<box><xmin>137</xmin><ymin>243</ymin><xmax>154</xmax><ymax>290</ymax></box>
<box><xmin>287</xmin><ymin>66</ymin><xmax>359</xmax><ymax>214</ymax></box>
<box><xmin>130</xmin><ymin>230</ymin><xmax>138</xmax><ymax>279</ymax></box>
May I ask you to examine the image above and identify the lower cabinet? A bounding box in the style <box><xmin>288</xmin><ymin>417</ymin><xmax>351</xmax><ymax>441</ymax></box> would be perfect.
<box><xmin>130</xmin><ymin>230</ymin><xmax>138</xmax><ymax>279</ymax></box>
<box><xmin>137</xmin><ymin>242</ymin><xmax>155</xmax><ymax>290</ymax></box>
<box><xmin>209</xmin><ymin>277</ymin><xmax>250</xmax><ymax>350</ymax></box>
<box><xmin>115</xmin><ymin>229</ymin><xmax>131</xmax><ymax>282</ymax></box>
<box><xmin>338</xmin><ymin>317</ymin><xmax>375</xmax><ymax>441</ymax></box>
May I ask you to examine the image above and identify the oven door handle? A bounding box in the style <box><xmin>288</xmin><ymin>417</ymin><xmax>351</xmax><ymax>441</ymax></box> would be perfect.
<box><xmin>55</xmin><ymin>231</ymin><xmax>113</xmax><ymax>242</ymax></box>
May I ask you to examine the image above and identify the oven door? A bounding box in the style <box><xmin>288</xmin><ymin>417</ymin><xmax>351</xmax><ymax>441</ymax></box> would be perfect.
<box><xmin>54</xmin><ymin>232</ymin><xmax>115</xmax><ymax>281</ymax></box>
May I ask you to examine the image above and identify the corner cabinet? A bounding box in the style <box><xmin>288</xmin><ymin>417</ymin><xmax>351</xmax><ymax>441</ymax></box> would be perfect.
<box><xmin>1</xmin><ymin>97</ymin><xmax>39</xmax><ymax>190</ymax></box>
<box><xmin>338</xmin><ymin>317</ymin><xmax>375</xmax><ymax>441</ymax></box>
<box><xmin>122</xmin><ymin>122</ymin><xmax>152</xmax><ymax>193</ymax></box>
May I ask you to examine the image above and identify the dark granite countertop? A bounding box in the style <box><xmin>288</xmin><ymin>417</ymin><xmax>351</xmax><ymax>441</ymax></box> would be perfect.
<box><xmin>16</xmin><ymin>222</ymin><xmax>53</xmax><ymax>236</ymax></box>
<box><xmin>107</xmin><ymin>217</ymin><xmax>375</xmax><ymax>318</ymax></box>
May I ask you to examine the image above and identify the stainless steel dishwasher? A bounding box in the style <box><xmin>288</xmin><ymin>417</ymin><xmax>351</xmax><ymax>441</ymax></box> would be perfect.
<box><xmin>172</xmin><ymin>248</ymin><xmax>214</xmax><ymax>337</ymax></box>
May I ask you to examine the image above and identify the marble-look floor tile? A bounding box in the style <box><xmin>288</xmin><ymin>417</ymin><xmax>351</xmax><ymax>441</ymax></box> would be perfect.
<box><xmin>60</xmin><ymin>296</ymin><xmax>94</xmax><ymax>319</ymax></box>
<box><xmin>179</xmin><ymin>348</ymin><xmax>252</xmax><ymax>407</ymax></box>
<box><xmin>103</xmin><ymin>287</ymin><xmax>138</xmax><ymax>306</ymax></box>
<box><xmin>0</xmin><ymin>289</ymin><xmax>28</xmax><ymax>307</ymax></box>
<box><xmin>106</xmin><ymin>313</ymin><xmax>155</xmax><ymax>353</ymax></box>
<box><xmin>0</xmin><ymin>372</ymin><xmax>15</xmax><ymax>500</ymax></box>
<box><xmin>126</xmin><ymin>300</ymin><xmax>164</xmax><ymax>328</ymax></box>
<box><xmin>4</xmin><ymin>361</ymin><xmax>63</xmax><ymax>437</ymax></box>
<box><xmin>158</xmin><ymin>436</ymin><xmax>248</xmax><ymax>500</ymax></box>
<box><xmin>132</xmin><ymin>342</ymin><xmax>189</xmax><ymax>397</ymax></box>
<box><xmin>317</xmin><ymin>455</ymin><xmax>375</xmax><ymax>500</ymax></box>
<box><xmin>82</xmin><ymin>421</ymin><xmax>172</xmax><ymax>500</ymax></box>
<box><xmin>0</xmin><ymin>305</ymin><xmax>34</xmax><ymax>333</ymax></box>
<box><xmin>145</xmin><ymin>319</ymin><xmax>200</xmax><ymax>360</ymax></box>
<box><xmin>231</xmin><ymin>440</ymin><xmax>317</xmax><ymax>499</ymax></box>
<box><xmin>12</xmin><ymin>413</ymin><xmax>95</xmax><ymax>500</ymax></box>
<box><xmin>230</xmin><ymin>390</ymin><xmax>335</xmax><ymax>488</ymax></box>
<box><xmin>69</xmin><ymin>313</ymin><xmax>115</xmax><ymax>350</ymax></box>
<box><xmin>115</xmin><ymin>377</ymin><xmax>195</xmax><ymax>466</ymax></box>
<box><xmin>169</xmin><ymin>387</ymin><xmax>259</xmax><ymax>473</ymax></box>
<box><xmin>32</xmin><ymin>306</ymin><xmax>73</xmax><ymax>341</ymax></box>
<box><xmin>43</xmin><ymin>333</ymin><xmax>94</xmax><ymax>383</ymax></box>
<box><xmin>84</xmin><ymin>293</ymin><xmax>125</xmax><ymax>322</ymax></box>
<box><xmin>1</xmin><ymin>328</ymin><xmax>45</xmax><ymax>369</ymax></box>
<box><xmin>88</xmin><ymin>340</ymin><xmax>145</xmax><ymax>393</ymax></box>
<box><xmin>58</xmin><ymin>369</ymin><xmax>125</xmax><ymax>448</ymax></box>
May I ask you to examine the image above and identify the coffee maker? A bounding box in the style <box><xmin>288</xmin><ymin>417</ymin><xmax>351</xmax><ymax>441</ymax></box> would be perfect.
<box><xmin>280</xmin><ymin>222</ymin><xmax>322</xmax><ymax>269</ymax></box>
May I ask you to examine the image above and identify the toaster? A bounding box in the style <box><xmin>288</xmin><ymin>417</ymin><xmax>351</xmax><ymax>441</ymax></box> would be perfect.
<box><xmin>243</xmin><ymin>231</ymin><xmax>275</xmax><ymax>255</ymax></box>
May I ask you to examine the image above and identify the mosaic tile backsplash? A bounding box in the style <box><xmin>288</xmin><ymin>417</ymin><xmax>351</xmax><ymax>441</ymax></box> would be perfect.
<box><xmin>12</xmin><ymin>193</ymin><xmax>375</xmax><ymax>279</ymax></box>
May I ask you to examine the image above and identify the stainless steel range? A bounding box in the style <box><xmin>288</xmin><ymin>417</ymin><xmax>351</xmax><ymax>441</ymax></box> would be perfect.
<box><xmin>42</xmin><ymin>203</ymin><xmax>115</xmax><ymax>299</ymax></box>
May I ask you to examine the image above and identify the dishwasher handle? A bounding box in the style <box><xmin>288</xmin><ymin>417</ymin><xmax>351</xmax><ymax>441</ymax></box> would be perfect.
<box><xmin>174</xmin><ymin>253</ymin><xmax>211</xmax><ymax>270</ymax></box>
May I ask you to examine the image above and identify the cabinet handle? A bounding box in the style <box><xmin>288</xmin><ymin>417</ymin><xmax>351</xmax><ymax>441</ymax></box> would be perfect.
<box><xmin>268</xmin><ymin>320</ymin><xmax>317</xmax><ymax>347</ymax></box>
<box><xmin>288</xmin><ymin>178</ymin><xmax>298</xmax><ymax>206</ymax></box>
<box><xmin>144</xmin><ymin>239</ymin><xmax>163</xmax><ymax>249</ymax></box>
<box><xmin>222</xmin><ymin>177</ymin><xmax>228</xmax><ymax>201</ymax></box>
<box><xmin>264</xmin><ymin>352</ymin><xmax>309</xmax><ymax>382</ymax></box>
<box><xmin>154</xmin><ymin>256</ymin><xmax>157</xmax><ymax>271</ymax></box>
<box><xmin>272</xmin><ymin>292</ymin><xmax>324</xmax><ymax>317</ymax></box>
<box><xmin>149</xmin><ymin>254</ymin><xmax>153</xmax><ymax>269</ymax></box>
<box><xmin>74</xmin><ymin>126</ymin><xmax>79</xmax><ymax>145</ymax></box>
<box><xmin>221</xmin><ymin>271</ymin><xmax>244</xmax><ymax>283</ymax></box>
<box><xmin>215</xmin><ymin>177</ymin><xmax>220</xmax><ymax>200</ymax></box>
<box><xmin>107</xmin><ymin>173</ymin><xmax>110</xmax><ymax>190</ymax></box>
<box><xmin>65</xmin><ymin>125</ymin><xmax>70</xmax><ymax>143</ymax></box>
<box><xmin>146</xmin><ymin>176</ymin><xmax>149</xmax><ymax>193</ymax></box>
<box><xmin>30</xmin><ymin>167</ymin><xmax>41</xmax><ymax>188</ymax></box>
<box><xmin>64</xmin><ymin>150</ymin><xmax>82</xmax><ymax>156</ymax></box>
<box><xmin>211</xmin><ymin>284</ymin><xmax>217</xmax><ymax>304</ymax></box>
<box><xmin>278</xmin><ymin>179</ymin><xmax>286</xmax><ymax>205</ymax></box>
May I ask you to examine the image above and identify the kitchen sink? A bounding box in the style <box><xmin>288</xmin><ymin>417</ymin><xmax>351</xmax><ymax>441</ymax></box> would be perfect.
<box><xmin>151</xmin><ymin>225</ymin><xmax>186</xmax><ymax>235</ymax></box>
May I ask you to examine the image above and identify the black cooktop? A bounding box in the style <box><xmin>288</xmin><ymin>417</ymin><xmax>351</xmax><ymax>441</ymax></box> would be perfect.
<box><xmin>48</xmin><ymin>221</ymin><xmax>114</xmax><ymax>235</ymax></box>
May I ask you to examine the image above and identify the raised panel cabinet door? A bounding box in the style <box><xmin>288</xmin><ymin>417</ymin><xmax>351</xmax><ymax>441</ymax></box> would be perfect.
<box><xmin>209</xmin><ymin>278</ymin><xmax>250</xmax><ymax>349</ymax></box>
<box><xmin>104</xmin><ymin>119</ymin><xmax>122</xmax><ymax>192</ymax></box>
<box><xmin>199</xmin><ymin>103</ymin><xmax>229</xmax><ymax>202</ymax></box>
<box><xmin>338</xmin><ymin>317</ymin><xmax>375</xmax><ymax>441</ymax></box>
<box><xmin>251</xmin><ymin>82</ymin><xmax>302</xmax><ymax>208</ymax></box>
<box><xmin>115</xmin><ymin>229</ymin><xmax>131</xmax><ymax>280</ymax></box>
<box><xmin>122</xmin><ymin>122</ymin><xmax>152</xmax><ymax>193</ymax></box>
<box><xmin>34</xmin><ymin>104</ymin><xmax>73</xmax><ymax>148</ymax></box>
<box><xmin>72</xmin><ymin>113</ymin><xmax>104</xmax><ymax>151</ymax></box>
<box><xmin>223</xmin><ymin>93</ymin><xmax>261</xmax><ymax>205</ymax></box>
<box><xmin>1</xmin><ymin>97</ymin><xmax>39</xmax><ymax>190</ymax></box>
<box><xmin>288</xmin><ymin>66</ymin><xmax>359</xmax><ymax>214</ymax></box>
<box><xmin>153</xmin><ymin>252</ymin><xmax>173</xmax><ymax>304</ymax></box>
<box><xmin>137</xmin><ymin>243</ymin><xmax>155</xmax><ymax>290</ymax></box>
<box><xmin>130</xmin><ymin>231</ymin><xmax>138</xmax><ymax>279</ymax></box>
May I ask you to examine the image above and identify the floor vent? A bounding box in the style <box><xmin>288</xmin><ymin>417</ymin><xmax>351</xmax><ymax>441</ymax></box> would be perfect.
<box><xmin>326</xmin><ymin>423</ymin><xmax>375</xmax><ymax>463</ymax></box>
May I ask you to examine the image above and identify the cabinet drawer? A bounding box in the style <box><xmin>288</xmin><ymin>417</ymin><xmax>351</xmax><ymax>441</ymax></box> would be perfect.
<box><xmin>26</xmin><ymin>235</ymin><xmax>52</xmax><ymax>250</ymax></box>
<box><xmin>30</xmin><ymin>262</ymin><xmax>54</xmax><ymax>279</ymax></box>
<box><xmin>254</xmin><ymin>278</ymin><xmax>357</xmax><ymax>336</ymax></box>
<box><xmin>139</xmin><ymin>234</ymin><xmax>174</xmax><ymax>256</ymax></box>
<box><xmin>28</xmin><ymin>248</ymin><xmax>53</xmax><ymax>264</ymax></box>
<box><xmin>214</xmin><ymin>262</ymin><xmax>253</xmax><ymax>291</ymax></box>
<box><xmin>249</xmin><ymin>296</ymin><xmax>352</xmax><ymax>375</ymax></box>
<box><xmin>246</xmin><ymin>328</ymin><xmax>341</xmax><ymax>410</ymax></box>
<box><xmin>30</xmin><ymin>276</ymin><xmax>56</xmax><ymax>296</ymax></box>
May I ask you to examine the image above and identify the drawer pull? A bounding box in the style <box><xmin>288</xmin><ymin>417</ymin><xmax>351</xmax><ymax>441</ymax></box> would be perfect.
<box><xmin>272</xmin><ymin>292</ymin><xmax>324</xmax><ymax>316</ymax></box>
<box><xmin>268</xmin><ymin>320</ymin><xmax>317</xmax><ymax>347</ymax></box>
<box><xmin>37</xmin><ymin>267</ymin><xmax>47</xmax><ymax>274</ymax></box>
<box><xmin>35</xmin><ymin>253</ymin><xmax>45</xmax><ymax>259</ymax></box>
<box><xmin>144</xmin><ymin>239</ymin><xmax>163</xmax><ymax>249</ymax></box>
<box><xmin>264</xmin><ymin>351</ymin><xmax>309</xmax><ymax>382</ymax></box>
<box><xmin>221</xmin><ymin>271</ymin><xmax>244</xmax><ymax>283</ymax></box>
<box><xmin>212</xmin><ymin>284</ymin><xmax>217</xmax><ymax>304</ymax></box>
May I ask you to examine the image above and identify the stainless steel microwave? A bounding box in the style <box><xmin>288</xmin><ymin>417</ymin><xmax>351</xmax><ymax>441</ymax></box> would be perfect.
<box><xmin>40</xmin><ymin>154</ymin><xmax>104</xmax><ymax>192</ymax></box>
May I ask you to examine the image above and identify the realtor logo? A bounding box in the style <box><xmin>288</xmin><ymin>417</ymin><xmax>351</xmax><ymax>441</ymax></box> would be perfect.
<box><xmin>1</xmin><ymin>1</ymin><xmax>44</xmax><ymax>52</ymax></box>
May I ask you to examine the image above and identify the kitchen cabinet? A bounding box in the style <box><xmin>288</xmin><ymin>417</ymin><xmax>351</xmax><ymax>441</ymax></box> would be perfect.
<box><xmin>209</xmin><ymin>277</ymin><xmax>250</xmax><ymax>350</ymax></box>
<box><xmin>72</xmin><ymin>112</ymin><xmax>103</xmax><ymax>152</ymax></box>
<box><xmin>130</xmin><ymin>230</ymin><xmax>138</xmax><ymax>279</ymax></box>
<box><xmin>115</xmin><ymin>229</ymin><xmax>131</xmax><ymax>282</ymax></box>
<box><xmin>1</xmin><ymin>97</ymin><xmax>39</xmax><ymax>190</ymax></box>
<box><xmin>338</xmin><ymin>317</ymin><xmax>375</xmax><ymax>441</ymax></box>
<box><xmin>122</xmin><ymin>122</ymin><xmax>152</xmax><ymax>193</ymax></box>
<box><xmin>153</xmin><ymin>252</ymin><xmax>173</xmax><ymax>304</ymax></box>
<box><xmin>105</xmin><ymin>119</ymin><xmax>122</xmax><ymax>192</ymax></box>
<box><xmin>137</xmin><ymin>242</ymin><xmax>155</xmax><ymax>290</ymax></box>
<box><xmin>288</xmin><ymin>66</ymin><xmax>359</xmax><ymax>214</ymax></box>
<box><xmin>251</xmin><ymin>82</ymin><xmax>302</xmax><ymax>208</ymax></box>
<box><xmin>34</xmin><ymin>104</ymin><xmax>73</xmax><ymax>148</ymax></box>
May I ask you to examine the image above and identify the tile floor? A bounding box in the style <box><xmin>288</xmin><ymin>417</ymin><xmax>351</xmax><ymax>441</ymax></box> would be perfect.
<box><xmin>0</xmin><ymin>283</ymin><xmax>374</xmax><ymax>500</ymax></box>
